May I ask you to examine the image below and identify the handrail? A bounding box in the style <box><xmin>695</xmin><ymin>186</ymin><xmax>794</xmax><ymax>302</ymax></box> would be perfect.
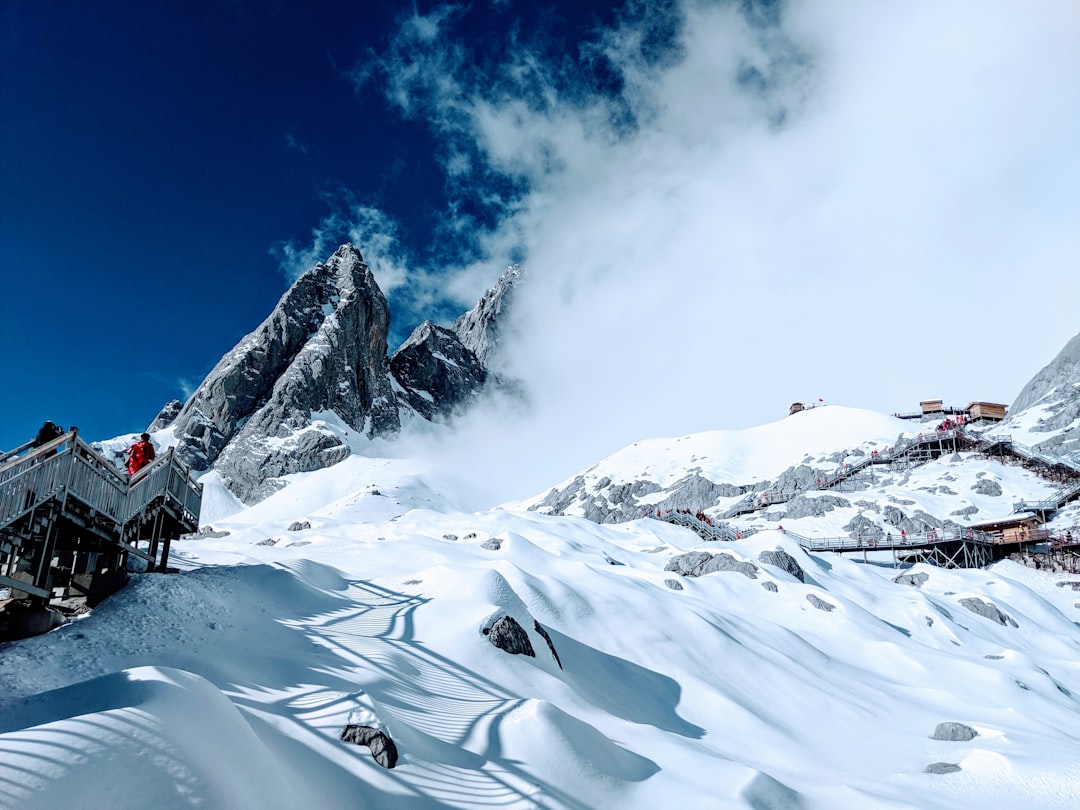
<box><xmin>0</xmin><ymin>439</ymin><xmax>38</xmax><ymax>466</ymax></box>
<box><xmin>721</xmin><ymin>426</ymin><xmax>1080</xmax><ymax>521</ymax></box>
<box><xmin>783</xmin><ymin>525</ymin><xmax>997</xmax><ymax>551</ymax></box>
<box><xmin>647</xmin><ymin>510</ymin><xmax>755</xmax><ymax>542</ymax></box>
<box><xmin>1</xmin><ymin>431</ymin><xmax>202</xmax><ymax>538</ymax></box>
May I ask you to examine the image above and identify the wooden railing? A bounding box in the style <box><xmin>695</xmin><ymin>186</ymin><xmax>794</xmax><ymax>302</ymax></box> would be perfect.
<box><xmin>0</xmin><ymin>430</ymin><xmax>202</xmax><ymax>537</ymax></box>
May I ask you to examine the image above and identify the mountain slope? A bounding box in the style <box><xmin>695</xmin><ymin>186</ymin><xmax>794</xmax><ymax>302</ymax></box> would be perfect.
<box><xmin>2</xmin><ymin>441</ymin><xmax>1080</xmax><ymax>808</ymax></box>
<box><xmin>998</xmin><ymin>330</ymin><xmax>1080</xmax><ymax>463</ymax></box>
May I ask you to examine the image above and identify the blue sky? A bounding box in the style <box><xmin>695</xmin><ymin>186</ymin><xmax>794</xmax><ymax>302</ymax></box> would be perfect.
<box><xmin>0</xmin><ymin>0</ymin><xmax>623</xmax><ymax>449</ymax></box>
<box><xmin>4</xmin><ymin>0</ymin><xmax>1080</xmax><ymax>484</ymax></box>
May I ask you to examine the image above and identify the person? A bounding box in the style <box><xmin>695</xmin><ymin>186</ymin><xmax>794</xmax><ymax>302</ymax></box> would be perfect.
<box><xmin>126</xmin><ymin>433</ymin><xmax>156</xmax><ymax>476</ymax></box>
<box><xmin>33</xmin><ymin>420</ymin><xmax>63</xmax><ymax>447</ymax></box>
<box><xmin>31</xmin><ymin>420</ymin><xmax>64</xmax><ymax>459</ymax></box>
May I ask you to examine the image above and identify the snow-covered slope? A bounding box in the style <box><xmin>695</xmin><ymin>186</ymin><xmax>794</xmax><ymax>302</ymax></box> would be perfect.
<box><xmin>4</xmin><ymin>405</ymin><xmax>1080</xmax><ymax>808</ymax></box>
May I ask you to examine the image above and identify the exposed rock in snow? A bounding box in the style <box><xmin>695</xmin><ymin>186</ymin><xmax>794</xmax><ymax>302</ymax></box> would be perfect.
<box><xmin>781</xmin><ymin>494</ymin><xmax>850</xmax><ymax>520</ymax></box>
<box><xmin>960</xmin><ymin>597</ymin><xmax>1018</xmax><ymax>627</ymax></box>
<box><xmin>931</xmin><ymin>722</ymin><xmax>978</xmax><ymax>742</ymax></box>
<box><xmin>340</xmin><ymin>723</ymin><xmax>398</xmax><ymax>769</ymax></box>
<box><xmin>484</xmin><ymin>615</ymin><xmax>536</xmax><ymax>657</ymax></box>
<box><xmin>533</xmin><ymin>620</ymin><xmax>563</xmax><ymax>670</ymax></box>
<box><xmin>665</xmin><ymin>551</ymin><xmax>758</xmax><ymax>579</ymax></box>
<box><xmin>843</xmin><ymin>514</ymin><xmax>884</xmax><ymax>537</ymax></box>
<box><xmin>894</xmin><ymin>572</ymin><xmax>930</xmax><ymax>588</ymax></box>
<box><xmin>806</xmin><ymin>594</ymin><xmax>835</xmax><ymax>612</ymax></box>
<box><xmin>925</xmin><ymin>762</ymin><xmax>962</xmax><ymax>774</ymax></box>
<box><xmin>757</xmin><ymin>548</ymin><xmax>805</xmax><ymax>582</ymax></box>
<box><xmin>971</xmin><ymin>479</ymin><xmax>1003</xmax><ymax>496</ymax></box>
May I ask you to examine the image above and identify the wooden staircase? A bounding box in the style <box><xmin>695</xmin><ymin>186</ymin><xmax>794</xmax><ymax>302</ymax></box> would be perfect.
<box><xmin>0</xmin><ymin>430</ymin><xmax>202</xmax><ymax>608</ymax></box>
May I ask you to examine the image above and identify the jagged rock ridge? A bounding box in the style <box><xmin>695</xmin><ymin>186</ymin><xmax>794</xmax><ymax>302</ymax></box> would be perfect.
<box><xmin>170</xmin><ymin>245</ymin><xmax>399</xmax><ymax>503</ymax></box>
<box><xmin>452</xmin><ymin>264</ymin><xmax>520</xmax><ymax>367</ymax></box>
<box><xmin>162</xmin><ymin>245</ymin><xmax>519</xmax><ymax>504</ymax></box>
<box><xmin>390</xmin><ymin>321</ymin><xmax>488</xmax><ymax>421</ymax></box>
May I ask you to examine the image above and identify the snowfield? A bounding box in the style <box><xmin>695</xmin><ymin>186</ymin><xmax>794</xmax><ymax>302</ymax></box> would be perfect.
<box><xmin>3</xmin><ymin>408</ymin><xmax>1080</xmax><ymax>809</ymax></box>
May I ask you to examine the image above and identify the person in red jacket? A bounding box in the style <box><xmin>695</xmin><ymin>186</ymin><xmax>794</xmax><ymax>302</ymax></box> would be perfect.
<box><xmin>126</xmin><ymin>433</ymin><xmax>156</xmax><ymax>475</ymax></box>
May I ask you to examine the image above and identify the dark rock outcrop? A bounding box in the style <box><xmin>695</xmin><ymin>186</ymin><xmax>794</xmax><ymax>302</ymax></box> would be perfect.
<box><xmin>971</xmin><ymin>479</ymin><xmax>1002</xmax><ymax>497</ymax></box>
<box><xmin>390</xmin><ymin>321</ymin><xmax>488</xmax><ymax>420</ymax></box>
<box><xmin>806</xmin><ymin>594</ymin><xmax>835</xmax><ymax>612</ymax></box>
<box><xmin>340</xmin><ymin>724</ymin><xmax>398</xmax><ymax>769</ymax></box>
<box><xmin>959</xmin><ymin>597</ymin><xmax>1018</xmax><ymax>627</ymax></box>
<box><xmin>894</xmin><ymin>572</ymin><xmax>930</xmax><ymax>588</ymax></box>
<box><xmin>666</xmin><ymin>551</ymin><xmax>758</xmax><ymax>579</ymax></box>
<box><xmin>533</xmin><ymin>620</ymin><xmax>563</xmax><ymax>670</ymax></box>
<box><xmin>484</xmin><ymin>615</ymin><xmax>536</xmax><ymax>657</ymax></box>
<box><xmin>925</xmin><ymin>762</ymin><xmax>961</xmax><ymax>774</ymax></box>
<box><xmin>758</xmin><ymin>548</ymin><xmax>805</xmax><ymax>582</ymax></box>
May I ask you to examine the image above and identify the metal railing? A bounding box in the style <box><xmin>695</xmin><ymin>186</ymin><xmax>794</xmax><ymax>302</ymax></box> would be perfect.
<box><xmin>0</xmin><ymin>430</ymin><xmax>202</xmax><ymax>538</ymax></box>
<box><xmin>780</xmin><ymin>525</ymin><xmax>997</xmax><ymax>552</ymax></box>
<box><xmin>647</xmin><ymin>510</ymin><xmax>754</xmax><ymax>542</ymax></box>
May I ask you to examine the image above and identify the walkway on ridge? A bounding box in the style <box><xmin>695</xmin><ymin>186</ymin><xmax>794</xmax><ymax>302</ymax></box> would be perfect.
<box><xmin>720</xmin><ymin>427</ymin><xmax>1080</xmax><ymax>521</ymax></box>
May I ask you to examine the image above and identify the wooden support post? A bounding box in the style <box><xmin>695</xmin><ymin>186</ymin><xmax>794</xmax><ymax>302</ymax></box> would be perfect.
<box><xmin>32</xmin><ymin>512</ymin><xmax>59</xmax><ymax>602</ymax></box>
<box><xmin>158</xmin><ymin>533</ymin><xmax>172</xmax><ymax>573</ymax></box>
<box><xmin>147</xmin><ymin>511</ymin><xmax>164</xmax><ymax>567</ymax></box>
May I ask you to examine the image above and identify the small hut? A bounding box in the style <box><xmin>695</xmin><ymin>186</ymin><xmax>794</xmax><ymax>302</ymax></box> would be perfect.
<box><xmin>968</xmin><ymin>513</ymin><xmax>1042</xmax><ymax>544</ymax></box>
<box><xmin>920</xmin><ymin>399</ymin><xmax>944</xmax><ymax>416</ymax></box>
<box><xmin>967</xmin><ymin>402</ymin><xmax>1007</xmax><ymax>422</ymax></box>
<box><xmin>789</xmin><ymin>402</ymin><xmax>805</xmax><ymax>416</ymax></box>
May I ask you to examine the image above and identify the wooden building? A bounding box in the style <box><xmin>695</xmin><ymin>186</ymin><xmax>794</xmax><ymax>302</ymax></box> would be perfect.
<box><xmin>789</xmin><ymin>402</ymin><xmax>805</xmax><ymax>416</ymax></box>
<box><xmin>920</xmin><ymin>399</ymin><xmax>944</xmax><ymax>416</ymax></box>
<box><xmin>968</xmin><ymin>513</ymin><xmax>1042</xmax><ymax>544</ymax></box>
<box><xmin>967</xmin><ymin>402</ymin><xmax>1007</xmax><ymax>422</ymax></box>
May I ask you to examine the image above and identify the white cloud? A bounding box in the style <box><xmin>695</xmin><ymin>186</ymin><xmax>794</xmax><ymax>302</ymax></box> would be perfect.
<box><xmin>320</xmin><ymin>0</ymin><xmax>1080</xmax><ymax>504</ymax></box>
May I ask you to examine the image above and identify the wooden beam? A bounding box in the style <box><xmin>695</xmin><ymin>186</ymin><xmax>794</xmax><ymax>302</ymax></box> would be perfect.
<box><xmin>0</xmin><ymin>574</ymin><xmax>51</xmax><ymax>600</ymax></box>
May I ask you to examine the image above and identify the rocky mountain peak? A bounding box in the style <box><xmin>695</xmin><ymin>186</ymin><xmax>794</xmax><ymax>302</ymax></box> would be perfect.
<box><xmin>161</xmin><ymin>244</ymin><xmax>518</xmax><ymax>505</ymax></box>
<box><xmin>1006</xmin><ymin>330</ymin><xmax>1080</xmax><ymax>462</ymax></box>
<box><xmin>453</xmin><ymin>264</ymin><xmax>520</xmax><ymax>367</ymax></box>
<box><xmin>170</xmin><ymin>243</ymin><xmax>399</xmax><ymax>502</ymax></box>
<box><xmin>390</xmin><ymin>321</ymin><xmax>487</xmax><ymax>421</ymax></box>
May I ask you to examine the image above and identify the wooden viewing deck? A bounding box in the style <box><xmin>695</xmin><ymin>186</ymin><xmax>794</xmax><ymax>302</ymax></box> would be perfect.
<box><xmin>0</xmin><ymin>430</ymin><xmax>202</xmax><ymax>619</ymax></box>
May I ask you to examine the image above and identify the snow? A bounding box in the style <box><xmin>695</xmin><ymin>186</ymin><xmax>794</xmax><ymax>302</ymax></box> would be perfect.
<box><xmin>516</xmin><ymin>406</ymin><xmax>913</xmax><ymax>501</ymax></box>
<box><xmin>4</xmin><ymin>408</ymin><xmax>1080</xmax><ymax>808</ymax></box>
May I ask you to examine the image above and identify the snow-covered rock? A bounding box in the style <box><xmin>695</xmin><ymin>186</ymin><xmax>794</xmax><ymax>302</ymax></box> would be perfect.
<box><xmin>1002</xmin><ymin>330</ymin><xmax>1080</xmax><ymax>463</ymax></box>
